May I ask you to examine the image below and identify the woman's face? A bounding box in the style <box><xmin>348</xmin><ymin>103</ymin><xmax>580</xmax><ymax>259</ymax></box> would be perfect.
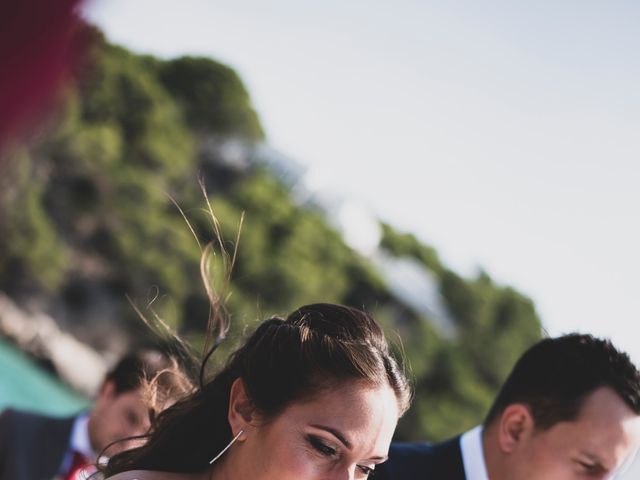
<box><xmin>229</xmin><ymin>381</ymin><xmax>400</xmax><ymax>480</ymax></box>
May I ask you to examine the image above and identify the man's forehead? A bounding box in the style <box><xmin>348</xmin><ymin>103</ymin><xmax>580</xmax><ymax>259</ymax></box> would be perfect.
<box><xmin>577</xmin><ymin>387</ymin><xmax>638</xmax><ymax>427</ymax></box>
<box><xmin>112</xmin><ymin>386</ymin><xmax>148</xmax><ymax>406</ymax></box>
<box><xmin>568</xmin><ymin>389</ymin><xmax>640</xmax><ymax>471</ymax></box>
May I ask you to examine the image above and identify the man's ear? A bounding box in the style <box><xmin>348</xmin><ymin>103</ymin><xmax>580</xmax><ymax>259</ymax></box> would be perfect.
<box><xmin>497</xmin><ymin>403</ymin><xmax>534</xmax><ymax>454</ymax></box>
<box><xmin>227</xmin><ymin>378</ymin><xmax>255</xmax><ymax>440</ymax></box>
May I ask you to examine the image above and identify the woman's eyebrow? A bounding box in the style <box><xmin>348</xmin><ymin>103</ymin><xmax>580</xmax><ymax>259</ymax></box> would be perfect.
<box><xmin>369</xmin><ymin>454</ymin><xmax>389</xmax><ymax>462</ymax></box>
<box><xmin>308</xmin><ymin>424</ymin><xmax>389</xmax><ymax>461</ymax></box>
<box><xmin>309</xmin><ymin>424</ymin><xmax>352</xmax><ymax>449</ymax></box>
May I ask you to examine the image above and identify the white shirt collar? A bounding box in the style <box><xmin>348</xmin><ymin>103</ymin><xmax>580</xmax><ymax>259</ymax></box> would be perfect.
<box><xmin>460</xmin><ymin>425</ymin><xmax>490</xmax><ymax>480</ymax></box>
<box><xmin>69</xmin><ymin>413</ymin><xmax>97</xmax><ymax>460</ymax></box>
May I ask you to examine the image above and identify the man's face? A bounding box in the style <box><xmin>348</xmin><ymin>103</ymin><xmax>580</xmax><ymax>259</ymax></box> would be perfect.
<box><xmin>511</xmin><ymin>387</ymin><xmax>640</xmax><ymax>480</ymax></box>
<box><xmin>88</xmin><ymin>381</ymin><xmax>150</xmax><ymax>455</ymax></box>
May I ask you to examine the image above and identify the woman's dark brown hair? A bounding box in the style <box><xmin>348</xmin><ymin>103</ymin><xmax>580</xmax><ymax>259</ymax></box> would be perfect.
<box><xmin>105</xmin><ymin>303</ymin><xmax>411</xmax><ymax>475</ymax></box>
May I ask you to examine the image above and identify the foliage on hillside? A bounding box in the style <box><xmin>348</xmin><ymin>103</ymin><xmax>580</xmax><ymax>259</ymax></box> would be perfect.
<box><xmin>0</xmin><ymin>29</ymin><xmax>542</xmax><ymax>441</ymax></box>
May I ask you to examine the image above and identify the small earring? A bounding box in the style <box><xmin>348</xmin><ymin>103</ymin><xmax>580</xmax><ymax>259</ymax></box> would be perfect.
<box><xmin>209</xmin><ymin>429</ymin><xmax>244</xmax><ymax>464</ymax></box>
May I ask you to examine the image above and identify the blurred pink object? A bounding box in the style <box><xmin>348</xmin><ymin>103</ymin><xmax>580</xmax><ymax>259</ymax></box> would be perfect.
<box><xmin>0</xmin><ymin>0</ymin><xmax>88</xmax><ymax>147</ymax></box>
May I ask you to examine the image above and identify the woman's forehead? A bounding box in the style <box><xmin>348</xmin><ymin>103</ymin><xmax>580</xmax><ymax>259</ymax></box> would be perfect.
<box><xmin>282</xmin><ymin>382</ymin><xmax>399</xmax><ymax>434</ymax></box>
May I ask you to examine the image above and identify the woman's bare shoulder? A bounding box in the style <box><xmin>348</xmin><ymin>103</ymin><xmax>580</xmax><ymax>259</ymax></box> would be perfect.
<box><xmin>106</xmin><ymin>471</ymin><xmax>156</xmax><ymax>480</ymax></box>
<box><xmin>106</xmin><ymin>471</ymin><xmax>198</xmax><ymax>480</ymax></box>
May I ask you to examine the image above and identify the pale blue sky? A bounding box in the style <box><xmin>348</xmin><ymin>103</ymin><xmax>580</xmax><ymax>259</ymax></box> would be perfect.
<box><xmin>85</xmin><ymin>0</ymin><xmax>640</xmax><ymax>363</ymax></box>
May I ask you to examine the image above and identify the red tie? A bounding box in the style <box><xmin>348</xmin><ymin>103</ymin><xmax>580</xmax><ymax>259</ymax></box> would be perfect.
<box><xmin>63</xmin><ymin>450</ymin><xmax>92</xmax><ymax>480</ymax></box>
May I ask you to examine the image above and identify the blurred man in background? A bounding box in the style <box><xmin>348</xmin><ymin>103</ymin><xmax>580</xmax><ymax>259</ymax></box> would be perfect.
<box><xmin>0</xmin><ymin>350</ymin><xmax>192</xmax><ymax>480</ymax></box>
<box><xmin>378</xmin><ymin>334</ymin><xmax>640</xmax><ymax>480</ymax></box>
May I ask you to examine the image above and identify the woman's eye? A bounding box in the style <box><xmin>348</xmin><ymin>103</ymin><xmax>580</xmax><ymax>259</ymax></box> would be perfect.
<box><xmin>357</xmin><ymin>464</ymin><xmax>374</xmax><ymax>477</ymax></box>
<box><xmin>308</xmin><ymin>435</ymin><xmax>337</xmax><ymax>456</ymax></box>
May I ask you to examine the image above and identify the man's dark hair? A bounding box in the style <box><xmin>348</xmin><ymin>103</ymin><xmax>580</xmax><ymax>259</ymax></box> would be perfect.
<box><xmin>105</xmin><ymin>350</ymin><xmax>183</xmax><ymax>395</ymax></box>
<box><xmin>484</xmin><ymin>333</ymin><xmax>640</xmax><ymax>430</ymax></box>
<box><xmin>103</xmin><ymin>350</ymin><xmax>194</xmax><ymax>422</ymax></box>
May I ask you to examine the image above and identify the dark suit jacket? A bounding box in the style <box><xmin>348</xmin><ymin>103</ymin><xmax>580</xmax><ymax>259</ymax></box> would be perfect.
<box><xmin>0</xmin><ymin>408</ymin><xmax>76</xmax><ymax>480</ymax></box>
<box><xmin>376</xmin><ymin>436</ymin><xmax>466</xmax><ymax>480</ymax></box>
